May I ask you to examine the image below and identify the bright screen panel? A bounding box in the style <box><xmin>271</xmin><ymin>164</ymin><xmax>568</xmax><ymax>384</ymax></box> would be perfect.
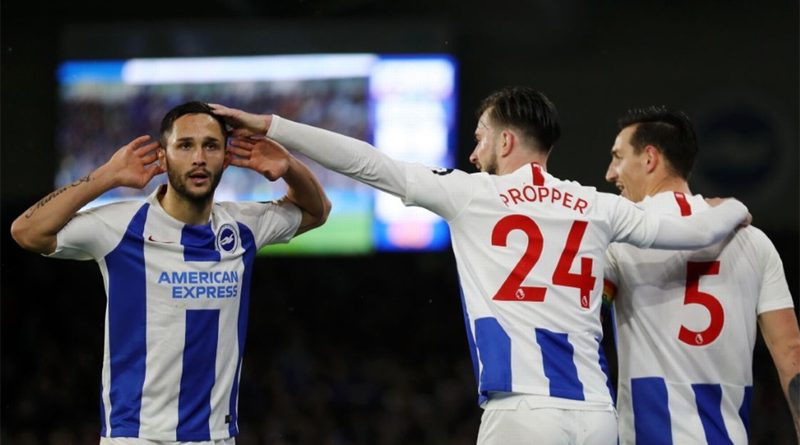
<box><xmin>56</xmin><ymin>54</ymin><xmax>457</xmax><ymax>254</ymax></box>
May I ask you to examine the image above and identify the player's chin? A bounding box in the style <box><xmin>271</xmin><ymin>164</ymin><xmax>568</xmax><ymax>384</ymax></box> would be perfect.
<box><xmin>183</xmin><ymin>182</ymin><xmax>216</xmax><ymax>200</ymax></box>
<box><xmin>188</xmin><ymin>189</ymin><xmax>216</xmax><ymax>202</ymax></box>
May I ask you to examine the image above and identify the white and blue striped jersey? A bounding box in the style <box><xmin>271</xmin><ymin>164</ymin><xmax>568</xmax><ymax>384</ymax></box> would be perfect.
<box><xmin>401</xmin><ymin>163</ymin><xmax>662</xmax><ymax>408</ymax></box>
<box><xmin>48</xmin><ymin>185</ymin><xmax>301</xmax><ymax>441</ymax></box>
<box><xmin>604</xmin><ymin>192</ymin><xmax>794</xmax><ymax>444</ymax></box>
<box><xmin>267</xmin><ymin>116</ymin><xmax>746</xmax><ymax>413</ymax></box>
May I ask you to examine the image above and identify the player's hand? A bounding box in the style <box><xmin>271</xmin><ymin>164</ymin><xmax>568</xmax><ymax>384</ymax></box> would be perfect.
<box><xmin>103</xmin><ymin>135</ymin><xmax>164</xmax><ymax>189</ymax></box>
<box><xmin>228</xmin><ymin>136</ymin><xmax>291</xmax><ymax>181</ymax></box>
<box><xmin>209</xmin><ymin>103</ymin><xmax>270</xmax><ymax>135</ymax></box>
<box><xmin>705</xmin><ymin>197</ymin><xmax>752</xmax><ymax>227</ymax></box>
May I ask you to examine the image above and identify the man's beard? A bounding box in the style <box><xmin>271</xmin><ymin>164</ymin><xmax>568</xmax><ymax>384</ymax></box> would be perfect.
<box><xmin>482</xmin><ymin>151</ymin><xmax>498</xmax><ymax>175</ymax></box>
<box><xmin>166</xmin><ymin>163</ymin><xmax>223</xmax><ymax>204</ymax></box>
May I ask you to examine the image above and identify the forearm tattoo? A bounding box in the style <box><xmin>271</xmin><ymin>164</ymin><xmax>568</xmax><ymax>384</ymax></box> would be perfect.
<box><xmin>790</xmin><ymin>373</ymin><xmax>800</xmax><ymax>414</ymax></box>
<box><xmin>24</xmin><ymin>174</ymin><xmax>91</xmax><ymax>218</ymax></box>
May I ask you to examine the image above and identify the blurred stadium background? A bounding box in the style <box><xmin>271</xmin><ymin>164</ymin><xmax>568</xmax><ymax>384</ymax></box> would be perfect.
<box><xmin>2</xmin><ymin>0</ymin><xmax>797</xmax><ymax>443</ymax></box>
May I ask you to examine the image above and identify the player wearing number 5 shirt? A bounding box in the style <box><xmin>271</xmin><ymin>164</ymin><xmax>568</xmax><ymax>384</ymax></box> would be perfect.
<box><xmin>603</xmin><ymin>106</ymin><xmax>800</xmax><ymax>444</ymax></box>
<box><xmin>210</xmin><ymin>88</ymin><xmax>749</xmax><ymax>445</ymax></box>
<box><xmin>10</xmin><ymin>102</ymin><xmax>331</xmax><ymax>443</ymax></box>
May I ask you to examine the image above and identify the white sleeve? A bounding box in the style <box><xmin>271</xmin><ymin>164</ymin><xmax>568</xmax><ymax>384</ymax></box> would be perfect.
<box><xmin>649</xmin><ymin>199</ymin><xmax>748</xmax><ymax>249</ymax></box>
<box><xmin>402</xmin><ymin>165</ymin><xmax>475</xmax><ymax>220</ymax></box>
<box><xmin>268</xmin><ymin>115</ymin><xmax>409</xmax><ymax>199</ymax></box>
<box><xmin>751</xmin><ymin>228</ymin><xmax>795</xmax><ymax>314</ymax></box>
<box><xmin>608</xmin><ymin>195</ymin><xmax>748</xmax><ymax>250</ymax></box>
<box><xmin>48</xmin><ymin>202</ymin><xmax>140</xmax><ymax>261</ymax></box>
<box><xmin>605</xmin><ymin>194</ymin><xmax>660</xmax><ymax>247</ymax></box>
<box><xmin>268</xmin><ymin>115</ymin><xmax>473</xmax><ymax>219</ymax></box>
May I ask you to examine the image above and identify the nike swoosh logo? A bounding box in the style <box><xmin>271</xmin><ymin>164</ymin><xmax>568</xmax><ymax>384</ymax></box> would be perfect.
<box><xmin>148</xmin><ymin>235</ymin><xmax>176</xmax><ymax>244</ymax></box>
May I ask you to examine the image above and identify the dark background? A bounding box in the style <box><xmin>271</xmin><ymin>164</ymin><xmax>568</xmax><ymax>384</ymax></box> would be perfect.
<box><xmin>2</xmin><ymin>0</ymin><xmax>798</xmax><ymax>444</ymax></box>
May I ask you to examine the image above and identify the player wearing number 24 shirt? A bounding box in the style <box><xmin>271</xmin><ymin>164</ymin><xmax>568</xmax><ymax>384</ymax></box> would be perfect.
<box><xmin>10</xmin><ymin>102</ymin><xmax>331</xmax><ymax>442</ymax></box>
<box><xmin>210</xmin><ymin>88</ymin><xmax>750</xmax><ymax>445</ymax></box>
<box><xmin>603</xmin><ymin>106</ymin><xmax>800</xmax><ymax>444</ymax></box>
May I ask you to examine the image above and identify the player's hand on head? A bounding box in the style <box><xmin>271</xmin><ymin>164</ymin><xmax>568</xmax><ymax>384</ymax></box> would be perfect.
<box><xmin>106</xmin><ymin>135</ymin><xmax>165</xmax><ymax>189</ymax></box>
<box><xmin>705</xmin><ymin>197</ymin><xmax>752</xmax><ymax>228</ymax></box>
<box><xmin>209</xmin><ymin>103</ymin><xmax>269</xmax><ymax>135</ymax></box>
<box><xmin>231</xmin><ymin>127</ymin><xmax>259</xmax><ymax>138</ymax></box>
<box><xmin>228</xmin><ymin>136</ymin><xmax>290</xmax><ymax>181</ymax></box>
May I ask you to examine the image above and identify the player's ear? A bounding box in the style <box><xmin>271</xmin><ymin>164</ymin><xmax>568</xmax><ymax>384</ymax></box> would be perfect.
<box><xmin>643</xmin><ymin>145</ymin><xmax>659</xmax><ymax>173</ymax></box>
<box><xmin>500</xmin><ymin>129</ymin><xmax>514</xmax><ymax>156</ymax></box>
<box><xmin>223</xmin><ymin>146</ymin><xmax>232</xmax><ymax>170</ymax></box>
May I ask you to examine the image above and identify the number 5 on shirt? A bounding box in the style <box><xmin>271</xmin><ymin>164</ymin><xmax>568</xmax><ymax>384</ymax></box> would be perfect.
<box><xmin>678</xmin><ymin>261</ymin><xmax>724</xmax><ymax>346</ymax></box>
<box><xmin>492</xmin><ymin>216</ymin><xmax>595</xmax><ymax>308</ymax></box>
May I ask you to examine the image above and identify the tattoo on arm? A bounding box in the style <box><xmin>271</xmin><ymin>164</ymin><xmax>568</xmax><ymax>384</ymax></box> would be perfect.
<box><xmin>24</xmin><ymin>174</ymin><xmax>92</xmax><ymax>218</ymax></box>
<box><xmin>789</xmin><ymin>373</ymin><xmax>800</xmax><ymax>414</ymax></box>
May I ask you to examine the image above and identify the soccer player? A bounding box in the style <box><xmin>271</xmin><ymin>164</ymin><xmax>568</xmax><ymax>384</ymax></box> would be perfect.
<box><xmin>603</xmin><ymin>106</ymin><xmax>800</xmax><ymax>444</ymax></box>
<box><xmin>10</xmin><ymin>101</ymin><xmax>331</xmax><ymax>443</ymax></box>
<box><xmin>210</xmin><ymin>88</ymin><xmax>750</xmax><ymax>445</ymax></box>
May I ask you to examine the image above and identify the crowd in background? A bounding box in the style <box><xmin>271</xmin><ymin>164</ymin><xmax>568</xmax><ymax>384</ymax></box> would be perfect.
<box><xmin>1</xmin><ymin>245</ymin><xmax>796</xmax><ymax>444</ymax></box>
<box><xmin>2</xmin><ymin>70</ymin><xmax>796</xmax><ymax>445</ymax></box>
<box><xmin>55</xmin><ymin>78</ymin><xmax>371</xmax><ymax>203</ymax></box>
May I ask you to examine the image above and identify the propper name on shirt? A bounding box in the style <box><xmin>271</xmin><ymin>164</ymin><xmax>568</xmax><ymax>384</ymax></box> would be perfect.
<box><xmin>499</xmin><ymin>184</ymin><xmax>589</xmax><ymax>215</ymax></box>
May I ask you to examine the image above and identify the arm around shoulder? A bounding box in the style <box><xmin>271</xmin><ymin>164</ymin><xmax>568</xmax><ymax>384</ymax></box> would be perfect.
<box><xmin>650</xmin><ymin>198</ymin><xmax>749</xmax><ymax>250</ymax></box>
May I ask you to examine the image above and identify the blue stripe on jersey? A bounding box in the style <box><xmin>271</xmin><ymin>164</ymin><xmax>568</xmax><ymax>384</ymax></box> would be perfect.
<box><xmin>739</xmin><ymin>386</ymin><xmax>752</xmax><ymax>437</ymax></box>
<box><xmin>99</xmin><ymin>388</ymin><xmax>107</xmax><ymax>436</ymax></box>
<box><xmin>692</xmin><ymin>383</ymin><xmax>734</xmax><ymax>445</ymax></box>
<box><xmin>182</xmin><ymin>224</ymin><xmax>221</xmax><ymax>262</ymax></box>
<box><xmin>228</xmin><ymin>223</ymin><xmax>255</xmax><ymax>436</ymax></box>
<box><xmin>535</xmin><ymin>328</ymin><xmax>584</xmax><ymax>400</ymax></box>
<box><xmin>105</xmin><ymin>203</ymin><xmax>149</xmax><ymax>436</ymax></box>
<box><xmin>474</xmin><ymin>318</ymin><xmax>512</xmax><ymax>395</ymax></box>
<box><xmin>631</xmin><ymin>377</ymin><xmax>672</xmax><ymax>445</ymax></box>
<box><xmin>608</xmin><ymin>303</ymin><xmax>618</xmax><ymax>348</ymax></box>
<box><xmin>177</xmin><ymin>309</ymin><xmax>220</xmax><ymax>440</ymax></box>
<box><xmin>596</xmin><ymin>337</ymin><xmax>615</xmax><ymax>403</ymax></box>
<box><xmin>458</xmin><ymin>287</ymin><xmax>481</xmax><ymax>404</ymax></box>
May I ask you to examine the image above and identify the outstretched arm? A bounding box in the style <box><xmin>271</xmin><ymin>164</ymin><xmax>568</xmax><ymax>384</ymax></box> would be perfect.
<box><xmin>759</xmin><ymin>308</ymin><xmax>800</xmax><ymax>440</ymax></box>
<box><xmin>10</xmin><ymin>136</ymin><xmax>163</xmax><ymax>254</ymax></box>
<box><xmin>227</xmin><ymin>136</ymin><xmax>331</xmax><ymax>236</ymax></box>
<box><xmin>210</xmin><ymin>104</ymin><xmax>409</xmax><ymax>198</ymax></box>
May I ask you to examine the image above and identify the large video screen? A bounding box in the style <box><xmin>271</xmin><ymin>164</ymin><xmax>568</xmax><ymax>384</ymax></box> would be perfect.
<box><xmin>56</xmin><ymin>54</ymin><xmax>457</xmax><ymax>254</ymax></box>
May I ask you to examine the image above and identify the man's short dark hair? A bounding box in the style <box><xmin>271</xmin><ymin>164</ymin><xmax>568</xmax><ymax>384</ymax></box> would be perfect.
<box><xmin>478</xmin><ymin>87</ymin><xmax>561</xmax><ymax>154</ymax></box>
<box><xmin>618</xmin><ymin>106</ymin><xmax>698</xmax><ymax>180</ymax></box>
<box><xmin>160</xmin><ymin>101</ymin><xmax>229</xmax><ymax>147</ymax></box>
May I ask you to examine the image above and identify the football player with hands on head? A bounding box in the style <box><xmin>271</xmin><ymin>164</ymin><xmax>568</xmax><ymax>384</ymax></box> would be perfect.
<box><xmin>11</xmin><ymin>101</ymin><xmax>331</xmax><ymax>444</ymax></box>
<box><xmin>211</xmin><ymin>88</ymin><xmax>749</xmax><ymax>445</ymax></box>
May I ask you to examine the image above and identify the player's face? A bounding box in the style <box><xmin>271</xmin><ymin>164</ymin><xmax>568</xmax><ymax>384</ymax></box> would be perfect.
<box><xmin>606</xmin><ymin>125</ymin><xmax>649</xmax><ymax>202</ymax></box>
<box><xmin>161</xmin><ymin>114</ymin><xmax>227</xmax><ymax>203</ymax></box>
<box><xmin>469</xmin><ymin>110</ymin><xmax>500</xmax><ymax>174</ymax></box>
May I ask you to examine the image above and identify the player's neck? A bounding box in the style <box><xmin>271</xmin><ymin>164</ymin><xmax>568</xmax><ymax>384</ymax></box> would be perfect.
<box><xmin>646</xmin><ymin>175</ymin><xmax>691</xmax><ymax>198</ymax></box>
<box><xmin>159</xmin><ymin>187</ymin><xmax>214</xmax><ymax>225</ymax></box>
<box><xmin>500</xmin><ymin>152</ymin><xmax>548</xmax><ymax>176</ymax></box>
